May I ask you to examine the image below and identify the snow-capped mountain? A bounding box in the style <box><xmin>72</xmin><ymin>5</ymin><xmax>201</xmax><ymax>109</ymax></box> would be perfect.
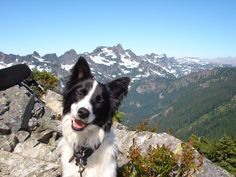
<box><xmin>0</xmin><ymin>44</ymin><xmax>223</xmax><ymax>85</ymax></box>
<box><xmin>1</xmin><ymin>44</ymin><xmax>235</xmax><ymax>127</ymax></box>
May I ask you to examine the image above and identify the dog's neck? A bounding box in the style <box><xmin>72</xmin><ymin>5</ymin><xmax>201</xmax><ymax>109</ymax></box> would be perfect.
<box><xmin>68</xmin><ymin>129</ymin><xmax>103</xmax><ymax>177</ymax></box>
<box><xmin>69</xmin><ymin>143</ymin><xmax>102</xmax><ymax>176</ymax></box>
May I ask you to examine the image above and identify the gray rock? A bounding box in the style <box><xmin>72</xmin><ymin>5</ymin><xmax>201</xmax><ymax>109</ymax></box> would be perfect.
<box><xmin>16</xmin><ymin>130</ymin><xmax>30</xmax><ymax>142</ymax></box>
<box><xmin>0</xmin><ymin>86</ymin><xmax>30</xmax><ymax>122</ymax></box>
<box><xmin>14</xmin><ymin>136</ymin><xmax>60</xmax><ymax>162</ymax></box>
<box><xmin>113</xmin><ymin>121</ymin><xmax>128</xmax><ymax>130</ymax></box>
<box><xmin>0</xmin><ymin>150</ymin><xmax>61</xmax><ymax>177</ymax></box>
<box><xmin>5</xmin><ymin>116</ymin><xmax>22</xmax><ymax>133</ymax></box>
<box><xmin>0</xmin><ymin>93</ymin><xmax>10</xmax><ymax>116</ymax></box>
<box><xmin>42</xmin><ymin>89</ymin><xmax>63</xmax><ymax>115</ymax></box>
<box><xmin>31</xmin><ymin>102</ymin><xmax>45</xmax><ymax>119</ymax></box>
<box><xmin>0</xmin><ymin>122</ymin><xmax>11</xmax><ymax>135</ymax></box>
<box><xmin>36</xmin><ymin>129</ymin><xmax>54</xmax><ymax>144</ymax></box>
<box><xmin>0</xmin><ymin>134</ymin><xmax>19</xmax><ymax>152</ymax></box>
<box><xmin>0</xmin><ymin>105</ymin><xmax>10</xmax><ymax>116</ymax></box>
<box><xmin>197</xmin><ymin>159</ymin><xmax>233</xmax><ymax>177</ymax></box>
<box><xmin>36</xmin><ymin>106</ymin><xmax>61</xmax><ymax>133</ymax></box>
<box><xmin>28</xmin><ymin>117</ymin><xmax>39</xmax><ymax>130</ymax></box>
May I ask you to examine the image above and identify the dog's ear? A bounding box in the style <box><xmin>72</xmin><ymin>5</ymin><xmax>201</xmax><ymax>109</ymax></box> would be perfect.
<box><xmin>71</xmin><ymin>57</ymin><xmax>93</xmax><ymax>82</ymax></box>
<box><xmin>107</xmin><ymin>77</ymin><xmax>130</xmax><ymax>115</ymax></box>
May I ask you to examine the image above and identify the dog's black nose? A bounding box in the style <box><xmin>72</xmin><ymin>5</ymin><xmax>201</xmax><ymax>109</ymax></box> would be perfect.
<box><xmin>77</xmin><ymin>108</ymin><xmax>90</xmax><ymax>119</ymax></box>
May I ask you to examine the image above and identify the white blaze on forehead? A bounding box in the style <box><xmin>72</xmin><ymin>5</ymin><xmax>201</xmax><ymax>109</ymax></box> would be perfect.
<box><xmin>71</xmin><ymin>81</ymin><xmax>98</xmax><ymax>122</ymax></box>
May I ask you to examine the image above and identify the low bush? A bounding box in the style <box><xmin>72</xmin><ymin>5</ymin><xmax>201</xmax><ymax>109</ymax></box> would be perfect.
<box><xmin>190</xmin><ymin>134</ymin><xmax>236</xmax><ymax>176</ymax></box>
<box><xmin>132</xmin><ymin>118</ymin><xmax>158</xmax><ymax>132</ymax></box>
<box><xmin>32</xmin><ymin>69</ymin><xmax>59</xmax><ymax>91</ymax></box>
<box><xmin>113</xmin><ymin>112</ymin><xmax>124</xmax><ymax>123</ymax></box>
<box><xmin>119</xmin><ymin>139</ymin><xmax>203</xmax><ymax>177</ymax></box>
<box><xmin>28</xmin><ymin>69</ymin><xmax>59</xmax><ymax>96</ymax></box>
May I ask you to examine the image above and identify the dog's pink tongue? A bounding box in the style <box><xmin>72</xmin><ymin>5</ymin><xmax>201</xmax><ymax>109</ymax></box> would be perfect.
<box><xmin>72</xmin><ymin>118</ymin><xmax>86</xmax><ymax>129</ymax></box>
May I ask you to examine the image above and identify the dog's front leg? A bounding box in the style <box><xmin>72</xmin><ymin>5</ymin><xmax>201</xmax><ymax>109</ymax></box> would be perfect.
<box><xmin>99</xmin><ymin>163</ymin><xmax>117</xmax><ymax>177</ymax></box>
<box><xmin>60</xmin><ymin>138</ymin><xmax>80</xmax><ymax>177</ymax></box>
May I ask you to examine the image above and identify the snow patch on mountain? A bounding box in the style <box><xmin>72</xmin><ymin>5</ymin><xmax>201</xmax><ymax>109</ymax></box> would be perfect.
<box><xmin>61</xmin><ymin>64</ymin><xmax>73</xmax><ymax>71</ymax></box>
<box><xmin>32</xmin><ymin>55</ymin><xmax>51</xmax><ymax>64</ymax></box>
<box><xmin>28</xmin><ymin>64</ymin><xmax>36</xmax><ymax>70</ymax></box>
<box><xmin>90</xmin><ymin>55</ymin><xmax>116</xmax><ymax>66</ymax></box>
<box><xmin>0</xmin><ymin>62</ymin><xmax>13</xmax><ymax>69</ymax></box>
<box><xmin>101</xmin><ymin>48</ymin><xmax>117</xmax><ymax>59</ymax></box>
<box><xmin>120</xmin><ymin>67</ymin><xmax>131</xmax><ymax>74</ymax></box>
<box><xmin>176</xmin><ymin>57</ymin><xmax>208</xmax><ymax>65</ymax></box>
<box><xmin>119</xmin><ymin>53</ymin><xmax>139</xmax><ymax>69</ymax></box>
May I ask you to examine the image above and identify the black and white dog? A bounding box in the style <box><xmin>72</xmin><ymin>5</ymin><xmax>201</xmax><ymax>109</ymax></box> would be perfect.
<box><xmin>60</xmin><ymin>57</ymin><xmax>130</xmax><ymax>177</ymax></box>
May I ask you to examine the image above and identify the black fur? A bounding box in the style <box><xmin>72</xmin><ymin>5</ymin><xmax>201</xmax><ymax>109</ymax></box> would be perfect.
<box><xmin>63</xmin><ymin>57</ymin><xmax>130</xmax><ymax>131</ymax></box>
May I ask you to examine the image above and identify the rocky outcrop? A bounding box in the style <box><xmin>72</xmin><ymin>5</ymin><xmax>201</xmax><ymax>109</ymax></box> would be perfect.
<box><xmin>0</xmin><ymin>86</ymin><xmax>233</xmax><ymax>177</ymax></box>
<box><xmin>42</xmin><ymin>89</ymin><xmax>63</xmax><ymax>115</ymax></box>
<box><xmin>0</xmin><ymin>85</ymin><xmax>61</xmax><ymax>177</ymax></box>
<box><xmin>114</xmin><ymin>125</ymin><xmax>233</xmax><ymax>177</ymax></box>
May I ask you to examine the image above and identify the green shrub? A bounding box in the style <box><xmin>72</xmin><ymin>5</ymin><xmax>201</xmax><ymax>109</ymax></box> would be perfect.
<box><xmin>190</xmin><ymin>134</ymin><xmax>236</xmax><ymax>175</ymax></box>
<box><xmin>119</xmin><ymin>139</ymin><xmax>203</xmax><ymax>177</ymax></box>
<box><xmin>32</xmin><ymin>69</ymin><xmax>59</xmax><ymax>90</ymax></box>
<box><xmin>30</xmin><ymin>69</ymin><xmax>59</xmax><ymax>96</ymax></box>
<box><xmin>113</xmin><ymin>112</ymin><xmax>124</xmax><ymax>123</ymax></box>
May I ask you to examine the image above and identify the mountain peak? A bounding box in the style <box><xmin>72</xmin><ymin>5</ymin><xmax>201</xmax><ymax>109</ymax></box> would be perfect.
<box><xmin>59</xmin><ymin>49</ymin><xmax>78</xmax><ymax>64</ymax></box>
<box><xmin>42</xmin><ymin>53</ymin><xmax>58</xmax><ymax>60</ymax></box>
<box><xmin>60</xmin><ymin>49</ymin><xmax>78</xmax><ymax>58</ymax></box>
<box><xmin>32</xmin><ymin>51</ymin><xmax>40</xmax><ymax>57</ymax></box>
<box><xmin>64</xmin><ymin>49</ymin><xmax>77</xmax><ymax>55</ymax></box>
<box><xmin>92</xmin><ymin>46</ymin><xmax>104</xmax><ymax>55</ymax></box>
<box><xmin>113</xmin><ymin>44</ymin><xmax>125</xmax><ymax>55</ymax></box>
<box><xmin>116</xmin><ymin>43</ymin><xmax>123</xmax><ymax>49</ymax></box>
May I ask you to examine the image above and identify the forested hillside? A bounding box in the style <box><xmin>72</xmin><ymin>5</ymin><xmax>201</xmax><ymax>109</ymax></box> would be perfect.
<box><xmin>122</xmin><ymin>68</ymin><xmax>236</xmax><ymax>140</ymax></box>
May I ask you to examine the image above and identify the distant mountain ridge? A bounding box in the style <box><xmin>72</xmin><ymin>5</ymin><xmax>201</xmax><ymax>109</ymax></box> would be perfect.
<box><xmin>0</xmin><ymin>44</ymin><xmax>224</xmax><ymax>82</ymax></box>
<box><xmin>1</xmin><ymin>44</ymin><xmax>235</xmax><ymax>140</ymax></box>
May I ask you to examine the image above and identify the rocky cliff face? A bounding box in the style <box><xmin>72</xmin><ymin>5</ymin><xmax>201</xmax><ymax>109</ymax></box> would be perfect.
<box><xmin>0</xmin><ymin>85</ymin><xmax>233</xmax><ymax>177</ymax></box>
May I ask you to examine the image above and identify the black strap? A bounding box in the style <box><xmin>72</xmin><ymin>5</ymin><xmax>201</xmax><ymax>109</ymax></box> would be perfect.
<box><xmin>20</xmin><ymin>94</ymin><xmax>35</xmax><ymax>131</ymax></box>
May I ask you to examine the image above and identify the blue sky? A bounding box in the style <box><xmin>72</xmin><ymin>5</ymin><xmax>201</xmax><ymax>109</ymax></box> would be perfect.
<box><xmin>0</xmin><ymin>0</ymin><xmax>236</xmax><ymax>58</ymax></box>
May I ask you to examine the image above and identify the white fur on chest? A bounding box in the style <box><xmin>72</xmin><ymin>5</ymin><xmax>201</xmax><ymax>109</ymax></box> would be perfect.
<box><xmin>60</xmin><ymin>114</ymin><xmax>117</xmax><ymax>177</ymax></box>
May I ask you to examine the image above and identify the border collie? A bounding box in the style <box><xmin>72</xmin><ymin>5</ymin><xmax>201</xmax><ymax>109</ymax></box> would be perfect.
<box><xmin>60</xmin><ymin>57</ymin><xmax>130</xmax><ymax>177</ymax></box>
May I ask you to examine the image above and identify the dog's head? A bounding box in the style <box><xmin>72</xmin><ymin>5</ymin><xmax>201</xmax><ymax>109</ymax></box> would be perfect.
<box><xmin>63</xmin><ymin>57</ymin><xmax>130</xmax><ymax>132</ymax></box>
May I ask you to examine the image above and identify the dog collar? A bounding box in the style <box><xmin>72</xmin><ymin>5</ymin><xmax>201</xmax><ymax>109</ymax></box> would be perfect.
<box><xmin>69</xmin><ymin>144</ymin><xmax>101</xmax><ymax>177</ymax></box>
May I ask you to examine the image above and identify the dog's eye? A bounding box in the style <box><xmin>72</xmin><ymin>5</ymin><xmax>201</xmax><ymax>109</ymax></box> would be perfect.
<box><xmin>95</xmin><ymin>95</ymin><xmax>103</xmax><ymax>103</ymax></box>
<box><xmin>76</xmin><ymin>91</ymin><xmax>84</xmax><ymax>98</ymax></box>
<box><xmin>76</xmin><ymin>89</ymin><xmax>88</xmax><ymax>98</ymax></box>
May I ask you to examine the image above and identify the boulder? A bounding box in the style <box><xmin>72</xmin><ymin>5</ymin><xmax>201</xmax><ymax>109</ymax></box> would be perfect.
<box><xmin>42</xmin><ymin>90</ymin><xmax>63</xmax><ymax>115</ymax></box>
<box><xmin>114</xmin><ymin>127</ymin><xmax>233</xmax><ymax>177</ymax></box>
<box><xmin>0</xmin><ymin>150</ymin><xmax>61</xmax><ymax>177</ymax></box>
<box><xmin>0</xmin><ymin>122</ymin><xmax>11</xmax><ymax>135</ymax></box>
<box><xmin>0</xmin><ymin>93</ymin><xmax>10</xmax><ymax>116</ymax></box>
<box><xmin>0</xmin><ymin>134</ymin><xmax>19</xmax><ymax>152</ymax></box>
